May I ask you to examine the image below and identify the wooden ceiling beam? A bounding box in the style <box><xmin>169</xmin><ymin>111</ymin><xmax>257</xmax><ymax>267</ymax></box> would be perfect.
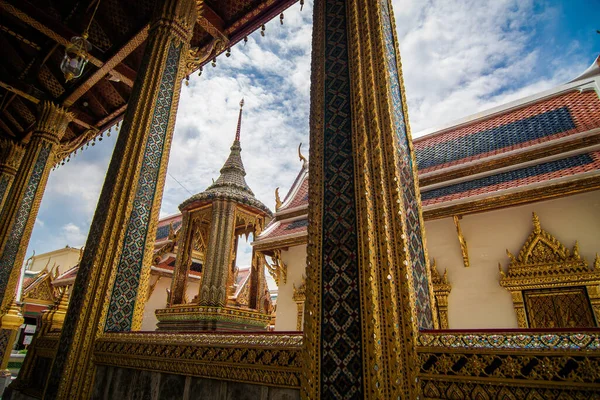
<box><xmin>0</xmin><ymin>0</ymin><xmax>104</xmax><ymax>68</ymax></box>
<box><xmin>0</xmin><ymin>117</ymin><xmax>16</xmax><ymax>137</ymax></box>
<box><xmin>62</xmin><ymin>25</ymin><xmax>147</xmax><ymax>107</ymax></box>
<box><xmin>197</xmin><ymin>1</ymin><xmax>227</xmax><ymax>41</ymax></box>
<box><xmin>0</xmin><ymin>76</ymin><xmax>96</xmax><ymax>132</ymax></box>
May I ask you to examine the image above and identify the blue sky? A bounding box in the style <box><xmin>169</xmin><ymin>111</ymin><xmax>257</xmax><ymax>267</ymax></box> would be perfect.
<box><xmin>26</xmin><ymin>0</ymin><xmax>599</xmax><ymax>267</ymax></box>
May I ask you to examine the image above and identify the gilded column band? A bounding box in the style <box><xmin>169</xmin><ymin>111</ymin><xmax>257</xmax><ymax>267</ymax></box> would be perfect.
<box><xmin>44</xmin><ymin>0</ymin><xmax>197</xmax><ymax>398</ymax></box>
<box><xmin>303</xmin><ymin>0</ymin><xmax>434</xmax><ymax>398</ymax></box>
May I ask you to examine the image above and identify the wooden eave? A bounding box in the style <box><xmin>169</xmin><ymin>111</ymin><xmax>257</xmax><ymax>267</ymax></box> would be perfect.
<box><xmin>0</xmin><ymin>0</ymin><xmax>297</xmax><ymax>160</ymax></box>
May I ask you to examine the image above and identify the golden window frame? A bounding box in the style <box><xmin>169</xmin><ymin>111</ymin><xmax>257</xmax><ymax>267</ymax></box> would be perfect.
<box><xmin>499</xmin><ymin>212</ymin><xmax>600</xmax><ymax>328</ymax></box>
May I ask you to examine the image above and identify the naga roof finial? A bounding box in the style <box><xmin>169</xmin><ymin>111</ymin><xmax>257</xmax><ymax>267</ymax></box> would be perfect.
<box><xmin>298</xmin><ymin>142</ymin><xmax>308</xmax><ymax>168</ymax></box>
<box><xmin>235</xmin><ymin>98</ymin><xmax>244</xmax><ymax>142</ymax></box>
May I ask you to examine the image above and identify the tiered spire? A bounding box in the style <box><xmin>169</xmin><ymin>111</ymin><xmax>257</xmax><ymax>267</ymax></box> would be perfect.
<box><xmin>209</xmin><ymin>99</ymin><xmax>252</xmax><ymax>194</ymax></box>
<box><xmin>179</xmin><ymin>99</ymin><xmax>271</xmax><ymax>216</ymax></box>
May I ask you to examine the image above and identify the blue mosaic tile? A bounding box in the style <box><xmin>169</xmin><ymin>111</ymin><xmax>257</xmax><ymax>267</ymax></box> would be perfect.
<box><xmin>105</xmin><ymin>42</ymin><xmax>181</xmax><ymax>332</ymax></box>
<box><xmin>0</xmin><ymin>145</ymin><xmax>51</xmax><ymax>301</ymax></box>
<box><xmin>421</xmin><ymin>153</ymin><xmax>594</xmax><ymax>201</ymax></box>
<box><xmin>320</xmin><ymin>0</ymin><xmax>363</xmax><ymax>396</ymax></box>
<box><xmin>417</xmin><ymin>107</ymin><xmax>575</xmax><ymax>170</ymax></box>
<box><xmin>155</xmin><ymin>220</ymin><xmax>182</xmax><ymax>240</ymax></box>
<box><xmin>285</xmin><ymin>219</ymin><xmax>308</xmax><ymax>230</ymax></box>
<box><xmin>381</xmin><ymin>0</ymin><xmax>434</xmax><ymax>329</ymax></box>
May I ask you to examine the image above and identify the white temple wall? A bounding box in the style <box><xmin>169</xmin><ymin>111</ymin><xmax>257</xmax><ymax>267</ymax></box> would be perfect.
<box><xmin>28</xmin><ymin>247</ymin><xmax>82</xmax><ymax>275</ymax></box>
<box><xmin>274</xmin><ymin>244</ymin><xmax>307</xmax><ymax>331</ymax></box>
<box><xmin>425</xmin><ymin>189</ymin><xmax>600</xmax><ymax>329</ymax></box>
<box><xmin>140</xmin><ymin>276</ymin><xmax>200</xmax><ymax>331</ymax></box>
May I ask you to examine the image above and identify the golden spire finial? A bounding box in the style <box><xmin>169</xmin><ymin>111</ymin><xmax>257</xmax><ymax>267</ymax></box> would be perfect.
<box><xmin>298</xmin><ymin>142</ymin><xmax>308</xmax><ymax>168</ymax></box>
<box><xmin>498</xmin><ymin>263</ymin><xmax>506</xmax><ymax>279</ymax></box>
<box><xmin>572</xmin><ymin>241</ymin><xmax>580</xmax><ymax>259</ymax></box>
<box><xmin>594</xmin><ymin>253</ymin><xmax>599</xmax><ymax>270</ymax></box>
<box><xmin>532</xmin><ymin>212</ymin><xmax>541</xmax><ymax>234</ymax></box>
<box><xmin>275</xmin><ymin>187</ymin><xmax>282</xmax><ymax>210</ymax></box>
<box><xmin>506</xmin><ymin>249</ymin><xmax>516</xmax><ymax>263</ymax></box>
<box><xmin>235</xmin><ymin>98</ymin><xmax>244</xmax><ymax>142</ymax></box>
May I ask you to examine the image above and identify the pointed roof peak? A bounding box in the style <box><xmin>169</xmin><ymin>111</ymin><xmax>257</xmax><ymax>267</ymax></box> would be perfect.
<box><xmin>235</xmin><ymin>98</ymin><xmax>244</xmax><ymax>142</ymax></box>
<box><xmin>178</xmin><ymin>99</ymin><xmax>272</xmax><ymax>217</ymax></box>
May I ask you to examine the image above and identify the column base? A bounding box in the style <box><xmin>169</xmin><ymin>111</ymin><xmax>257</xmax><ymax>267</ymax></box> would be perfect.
<box><xmin>155</xmin><ymin>305</ymin><xmax>271</xmax><ymax>331</ymax></box>
<box><xmin>0</xmin><ymin>368</ymin><xmax>12</xmax><ymax>397</ymax></box>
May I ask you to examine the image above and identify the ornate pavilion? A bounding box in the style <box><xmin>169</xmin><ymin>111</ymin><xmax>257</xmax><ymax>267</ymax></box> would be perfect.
<box><xmin>0</xmin><ymin>0</ymin><xmax>599</xmax><ymax>399</ymax></box>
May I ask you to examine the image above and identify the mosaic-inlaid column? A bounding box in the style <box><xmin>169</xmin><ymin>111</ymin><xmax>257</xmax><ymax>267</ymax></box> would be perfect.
<box><xmin>0</xmin><ymin>102</ymin><xmax>73</xmax><ymax>308</ymax></box>
<box><xmin>198</xmin><ymin>200</ymin><xmax>236</xmax><ymax>306</ymax></box>
<box><xmin>302</xmin><ymin>0</ymin><xmax>436</xmax><ymax>398</ymax></box>
<box><xmin>0</xmin><ymin>139</ymin><xmax>25</xmax><ymax>214</ymax></box>
<box><xmin>44</xmin><ymin>0</ymin><xmax>196</xmax><ymax>398</ymax></box>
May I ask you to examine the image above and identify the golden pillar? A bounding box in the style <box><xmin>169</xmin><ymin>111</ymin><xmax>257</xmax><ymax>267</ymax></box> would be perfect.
<box><xmin>198</xmin><ymin>199</ymin><xmax>237</xmax><ymax>306</ymax></box>
<box><xmin>0</xmin><ymin>102</ymin><xmax>73</xmax><ymax>308</ymax></box>
<box><xmin>0</xmin><ymin>103</ymin><xmax>72</xmax><ymax>384</ymax></box>
<box><xmin>43</xmin><ymin>0</ymin><xmax>197</xmax><ymax>398</ymax></box>
<box><xmin>0</xmin><ymin>139</ymin><xmax>25</xmax><ymax>214</ymax></box>
<box><xmin>302</xmin><ymin>0</ymin><xmax>436</xmax><ymax>398</ymax></box>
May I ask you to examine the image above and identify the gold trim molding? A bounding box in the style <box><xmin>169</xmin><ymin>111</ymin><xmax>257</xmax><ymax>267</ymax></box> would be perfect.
<box><xmin>94</xmin><ymin>332</ymin><xmax>302</xmax><ymax>388</ymax></box>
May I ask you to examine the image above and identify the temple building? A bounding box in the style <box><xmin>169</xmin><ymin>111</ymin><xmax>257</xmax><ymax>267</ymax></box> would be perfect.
<box><xmin>1</xmin><ymin>0</ymin><xmax>599</xmax><ymax>398</ymax></box>
<box><xmin>257</xmin><ymin>57</ymin><xmax>600</xmax><ymax>332</ymax></box>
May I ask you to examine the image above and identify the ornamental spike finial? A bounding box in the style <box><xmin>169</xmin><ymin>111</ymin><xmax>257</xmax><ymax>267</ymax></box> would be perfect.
<box><xmin>235</xmin><ymin>98</ymin><xmax>244</xmax><ymax>142</ymax></box>
<box><xmin>532</xmin><ymin>212</ymin><xmax>541</xmax><ymax>234</ymax></box>
<box><xmin>275</xmin><ymin>187</ymin><xmax>282</xmax><ymax>210</ymax></box>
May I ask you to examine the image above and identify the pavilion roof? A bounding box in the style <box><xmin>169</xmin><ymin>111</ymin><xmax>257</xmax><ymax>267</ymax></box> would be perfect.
<box><xmin>0</xmin><ymin>0</ymin><xmax>297</xmax><ymax>159</ymax></box>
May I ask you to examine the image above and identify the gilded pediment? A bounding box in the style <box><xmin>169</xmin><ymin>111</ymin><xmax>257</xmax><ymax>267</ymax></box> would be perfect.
<box><xmin>500</xmin><ymin>212</ymin><xmax>600</xmax><ymax>289</ymax></box>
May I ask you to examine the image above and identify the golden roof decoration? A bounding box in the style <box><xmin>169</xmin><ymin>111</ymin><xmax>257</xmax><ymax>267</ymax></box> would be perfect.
<box><xmin>293</xmin><ymin>276</ymin><xmax>306</xmax><ymax>302</ymax></box>
<box><xmin>500</xmin><ymin>212</ymin><xmax>600</xmax><ymax>290</ymax></box>
<box><xmin>429</xmin><ymin>258</ymin><xmax>449</xmax><ymax>286</ymax></box>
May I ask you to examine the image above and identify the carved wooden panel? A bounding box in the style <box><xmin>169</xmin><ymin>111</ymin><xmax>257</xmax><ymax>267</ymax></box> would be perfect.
<box><xmin>524</xmin><ymin>287</ymin><xmax>595</xmax><ymax>328</ymax></box>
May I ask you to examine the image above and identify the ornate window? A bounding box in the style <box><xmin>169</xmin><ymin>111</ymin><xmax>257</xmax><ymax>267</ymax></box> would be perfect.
<box><xmin>500</xmin><ymin>213</ymin><xmax>600</xmax><ymax>328</ymax></box>
<box><xmin>429</xmin><ymin>259</ymin><xmax>451</xmax><ymax>329</ymax></box>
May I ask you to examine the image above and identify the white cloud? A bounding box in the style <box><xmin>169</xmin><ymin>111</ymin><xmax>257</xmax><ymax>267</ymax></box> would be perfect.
<box><xmin>391</xmin><ymin>0</ymin><xmax>589</xmax><ymax>134</ymax></box>
<box><xmin>27</xmin><ymin>0</ymin><xmax>595</xmax><ymax>263</ymax></box>
<box><xmin>61</xmin><ymin>223</ymin><xmax>86</xmax><ymax>247</ymax></box>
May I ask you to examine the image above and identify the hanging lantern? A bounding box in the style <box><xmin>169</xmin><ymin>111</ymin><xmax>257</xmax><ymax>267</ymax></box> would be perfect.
<box><xmin>60</xmin><ymin>35</ymin><xmax>92</xmax><ymax>82</ymax></box>
<box><xmin>60</xmin><ymin>0</ymin><xmax>101</xmax><ymax>82</ymax></box>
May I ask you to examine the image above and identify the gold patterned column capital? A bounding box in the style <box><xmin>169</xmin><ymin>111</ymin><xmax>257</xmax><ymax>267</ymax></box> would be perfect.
<box><xmin>34</xmin><ymin>101</ymin><xmax>75</xmax><ymax>144</ymax></box>
<box><xmin>152</xmin><ymin>0</ymin><xmax>197</xmax><ymax>44</ymax></box>
<box><xmin>0</xmin><ymin>139</ymin><xmax>25</xmax><ymax>175</ymax></box>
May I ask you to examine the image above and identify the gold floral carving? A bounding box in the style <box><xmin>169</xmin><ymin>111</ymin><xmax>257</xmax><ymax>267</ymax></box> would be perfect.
<box><xmin>93</xmin><ymin>332</ymin><xmax>302</xmax><ymax>388</ymax></box>
<box><xmin>499</xmin><ymin>212</ymin><xmax>600</xmax><ymax>328</ymax></box>
<box><xmin>452</xmin><ymin>215</ymin><xmax>469</xmax><ymax>268</ymax></box>
<box><xmin>0</xmin><ymin>138</ymin><xmax>25</xmax><ymax>173</ymax></box>
<box><xmin>429</xmin><ymin>259</ymin><xmax>451</xmax><ymax>329</ymax></box>
<box><xmin>264</xmin><ymin>249</ymin><xmax>287</xmax><ymax>285</ymax></box>
<box><xmin>417</xmin><ymin>330</ymin><xmax>600</xmax><ymax>398</ymax></box>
